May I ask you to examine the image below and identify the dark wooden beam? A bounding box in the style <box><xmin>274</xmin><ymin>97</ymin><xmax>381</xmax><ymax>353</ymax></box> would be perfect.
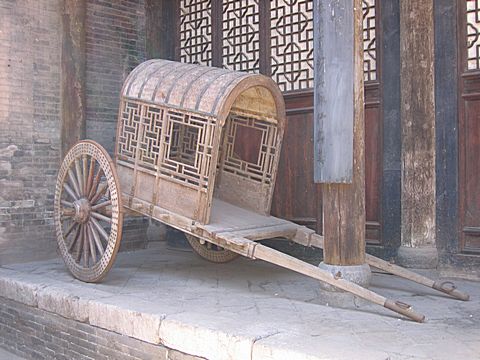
<box><xmin>145</xmin><ymin>0</ymin><xmax>178</xmax><ymax>60</ymax></box>
<box><xmin>380</xmin><ymin>0</ymin><xmax>402</xmax><ymax>255</ymax></box>
<box><xmin>61</xmin><ymin>0</ymin><xmax>86</xmax><ymax>156</ymax></box>
<box><xmin>314</xmin><ymin>0</ymin><xmax>366</xmax><ymax>266</ymax></box>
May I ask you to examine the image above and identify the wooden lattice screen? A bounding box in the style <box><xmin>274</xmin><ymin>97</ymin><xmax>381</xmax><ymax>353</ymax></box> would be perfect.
<box><xmin>178</xmin><ymin>0</ymin><xmax>378</xmax><ymax>91</ymax></box>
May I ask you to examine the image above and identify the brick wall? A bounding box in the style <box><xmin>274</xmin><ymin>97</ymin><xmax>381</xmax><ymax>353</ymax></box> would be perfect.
<box><xmin>0</xmin><ymin>0</ymin><xmax>62</xmax><ymax>265</ymax></box>
<box><xmin>0</xmin><ymin>296</ymin><xmax>202</xmax><ymax>360</ymax></box>
<box><xmin>0</xmin><ymin>0</ymin><xmax>149</xmax><ymax>265</ymax></box>
<box><xmin>85</xmin><ymin>0</ymin><xmax>149</xmax><ymax>250</ymax></box>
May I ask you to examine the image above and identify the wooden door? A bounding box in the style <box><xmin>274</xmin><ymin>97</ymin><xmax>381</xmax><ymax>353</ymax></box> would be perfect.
<box><xmin>458</xmin><ymin>0</ymin><xmax>480</xmax><ymax>253</ymax></box>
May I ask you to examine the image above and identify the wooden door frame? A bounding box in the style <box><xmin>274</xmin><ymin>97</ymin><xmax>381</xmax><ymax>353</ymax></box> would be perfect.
<box><xmin>367</xmin><ymin>0</ymin><xmax>402</xmax><ymax>259</ymax></box>
<box><xmin>435</xmin><ymin>0</ymin><xmax>480</xmax><ymax>270</ymax></box>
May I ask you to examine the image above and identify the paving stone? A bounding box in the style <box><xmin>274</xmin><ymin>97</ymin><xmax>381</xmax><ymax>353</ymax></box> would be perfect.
<box><xmin>1</xmin><ymin>244</ymin><xmax>480</xmax><ymax>360</ymax></box>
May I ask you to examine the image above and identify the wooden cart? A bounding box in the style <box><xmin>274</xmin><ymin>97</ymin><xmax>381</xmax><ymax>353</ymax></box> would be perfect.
<box><xmin>54</xmin><ymin>60</ymin><xmax>468</xmax><ymax>323</ymax></box>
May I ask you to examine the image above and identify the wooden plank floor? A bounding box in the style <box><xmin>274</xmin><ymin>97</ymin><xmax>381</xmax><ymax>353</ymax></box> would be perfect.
<box><xmin>202</xmin><ymin>198</ymin><xmax>296</xmax><ymax>237</ymax></box>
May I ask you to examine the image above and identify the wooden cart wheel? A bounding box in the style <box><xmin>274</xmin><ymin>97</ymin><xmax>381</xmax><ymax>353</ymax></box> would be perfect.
<box><xmin>185</xmin><ymin>234</ymin><xmax>239</xmax><ymax>263</ymax></box>
<box><xmin>54</xmin><ymin>140</ymin><xmax>123</xmax><ymax>282</ymax></box>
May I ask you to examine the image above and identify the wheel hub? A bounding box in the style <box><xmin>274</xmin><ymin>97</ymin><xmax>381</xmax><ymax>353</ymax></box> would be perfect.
<box><xmin>73</xmin><ymin>198</ymin><xmax>91</xmax><ymax>224</ymax></box>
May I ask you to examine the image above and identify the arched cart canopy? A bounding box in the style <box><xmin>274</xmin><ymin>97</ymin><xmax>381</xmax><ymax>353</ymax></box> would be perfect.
<box><xmin>116</xmin><ymin>59</ymin><xmax>286</xmax><ymax>224</ymax></box>
<box><xmin>121</xmin><ymin>59</ymin><xmax>285</xmax><ymax>126</ymax></box>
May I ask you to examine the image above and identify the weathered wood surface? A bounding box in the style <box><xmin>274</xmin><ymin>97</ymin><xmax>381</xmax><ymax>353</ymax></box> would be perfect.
<box><xmin>202</xmin><ymin>229</ymin><xmax>425</xmax><ymax>322</ymax></box>
<box><xmin>145</xmin><ymin>0</ymin><xmax>177</xmax><ymax>60</ymax></box>
<box><xmin>121</xmin><ymin>59</ymin><xmax>283</xmax><ymax>124</ymax></box>
<box><xmin>400</xmin><ymin>0</ymin><xmax>436</xmax><ymax>248</ymax></box>
<box><xmin>313</xmin><ymin>0</ymin><xmax>354</xmax><ymax>183</ymax></box>
<box><xmin>290</xmin><ymin>228</ymin><xmax>469</xmax><ymax>301</ymax></box>
<box><xmin>320</xmin><ymin>0</ymin><xmax>366</xmax><ymax>266</ymax></box>
<box><xmin>61</xmin><ymin>0</ymin><xmax>86</xmax><ymax>156</ymax></box>
<box><xmin>116</xmin><ymin>59</ymin><xmax>286</xmax><ymax>224</ymax></box>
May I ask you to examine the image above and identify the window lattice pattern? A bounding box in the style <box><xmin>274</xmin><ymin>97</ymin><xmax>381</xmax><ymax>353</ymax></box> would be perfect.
<box><xmin>118</xmin><ymin>100</ymin><xmax>215</xmax><ymax>190</ymax></box>
<box><xmin>223</xmin><ymin>113</ymin><xmax>278</xmax><ymax>185</ymax></box>
<box><xmin>161</xmin><ymin>110</ymin><xmax>216</xmax><ymax>189</ymax></box>
<box><xmin>180</xmin><ymin>0</ymin><xmax>212</xmax><ymax>66</ymax></box>
<box><xmin>118</xmin><ymin>101</ymin><xmax>142</xmax><ymax>163</ymax></box>
<box><xmin>363</xmin><ymin>0</ymin><xmax>377</xmax><ymax>82</ymax></box>
<box><xmin>139</xmin><ymin>106</ymin><xmax>164</xmax><ymax>169</ymax></box>
<box><xmin>467</xmin><ymin>0</ymin><xmax>480</xmax><ymax>70</ymax></box>
<box><xmin>270</xmin><ymin>0</ymin><xmax>314</xmax><ymax>92</ymax></box>
<box><xmin>222</xmin><ymin>0</ymin><xmax>260</xmax><ymax>72</ymax></box>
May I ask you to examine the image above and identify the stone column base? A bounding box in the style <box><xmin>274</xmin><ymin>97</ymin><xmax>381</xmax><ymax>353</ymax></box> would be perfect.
<box><xmin>316</xmin><ymin>262</ymin><xmax>372</xmax><ymax>308</ymax></box>
<box><xmin>396</xmin><ymin>246</ymin><xmax>438</xmax><ymax>269</ymax></box>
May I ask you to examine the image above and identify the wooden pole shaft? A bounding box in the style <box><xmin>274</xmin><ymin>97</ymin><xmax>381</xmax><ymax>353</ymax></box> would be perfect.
<box><xmin>322</xmin><ymin>0</ymin><xmax>366</xmax><ymax>266</ymax></box>
<box><xmin>252</xmin><ymin>244</ymin><xmax>425</xmax><ymax>322</ymax></box>
<box><xmin>292</xmin><ymin>229</ymin><xmax>470</xmax><ymax>302</ymax></box>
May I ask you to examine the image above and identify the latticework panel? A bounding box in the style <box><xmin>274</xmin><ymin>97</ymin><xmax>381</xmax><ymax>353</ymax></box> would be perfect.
<box><xmin>160</xmin><ymin>110</ymin><xmax>215</xmax><ymax>189</ymax></box>
<box><xmin>223</xmin><ymin>113</ymin><xmax>278</xmax><ymax>185</ymax></box>
<box><xmin>139</xmin><ymin>105</ymin><xmax>164</xmax><ymax>169</ymax></box>
<box><xmin>117</xmin><ymin>101</ymin><xmax>142</xmax><ymax>163</ymax></box>
<box><xmin>363</xmin><ymin>0</ymin><xmax>377</xmax><ymax>82</ymax></box>
<box><xmin>222</xmin><ymin>0</ymin><xmax>260</xmax><ymax>72</ymax></box>
<box><xmin>117</xmin><ymin>100</ymin><xmax>215</xmax><ymax>190</ymax></box>
<box><xmin>270</xmin><ymin>0</ymin><xmax>314</xmax><ymax>92</ymax></box>
<box><xmin>180</xmin><ymin>0</ymin><xmax>212</xmax><ymax>66</ymax></box>
<box><xmin>467</xmin><ymin>0</ymin><xmax>480</xmax><ymax>70</ymax></box>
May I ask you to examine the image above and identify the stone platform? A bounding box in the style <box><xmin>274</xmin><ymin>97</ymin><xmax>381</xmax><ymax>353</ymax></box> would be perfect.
<box><xmin>0</xmin><ymin>242</ymin><xmax>479</xmax><ymax>360</ymax></box>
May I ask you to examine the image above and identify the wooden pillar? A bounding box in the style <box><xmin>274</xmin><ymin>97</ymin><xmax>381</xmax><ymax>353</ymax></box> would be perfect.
<box><xmin>61</xmin><ymin>0</ymin><xmax>86</xmax><ymax>156</ymax></box>
<box><xmin>145</xmin><ymin>0</ymin><xmax>178</xmax><ymax>60</ymax></box>
<box><xmin>314</xmin><ymin>0</ymin><xmax>365</xmax><ymax>267</ymax></box>
<box><xmin>399</xmin><ymin>0</ymin><xmax>436</xmax><ymax>266</ymax></box>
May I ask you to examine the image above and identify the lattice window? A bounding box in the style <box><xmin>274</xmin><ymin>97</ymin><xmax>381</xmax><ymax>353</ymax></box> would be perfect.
<box><xmin>467</xmin><ymin>0</ymin><xmax>480</xmax><ymax>70</ymax></box>
<box><xmin>139</xmin><ymin>105</ymin><xmax>164</xmax><ymax>169</ymax></box>
<box><xmin>222</xmin><ymin>113</ymin><xmax>278</xmax><ymax>185</ymax></box>
<box><xmin>161</xmin><ymin>110</ymin><xmax>216</xmax><ymax>189</ymax></box>
<box><xmin>180</xmin><ymin>0</ymin><xmax>212</xmax><ymax>66</ymax></box>
<box><xmin>118</xmin><ymin>100</ymin><xmax>142</xmax><ymax>164</ymax></box>
<box><xmin>363</xmin><ymin>0</ymin><xmax>377</xmax><ymax>82</ymax></box>
<box><xmin>178</xmin><ymin>0</ymin><xmax>379</xmax><ymax>90</ymax></box>
<box><xmin>222</xmin><ymin>0</ymin><xmax>260</xmax><ymax>72</ymax></box>
<box><xmin>270</xmin><ymin>0</ymin><xmax>314</xmax><ymax>92</ymax></box>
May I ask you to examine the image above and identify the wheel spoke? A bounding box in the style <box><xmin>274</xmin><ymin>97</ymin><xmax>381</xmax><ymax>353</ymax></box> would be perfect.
<box><xmin>61</xmin><ymin>200</ymin><xmax>73</xmax><ymax>208</ymax></box>
<box><xmin>89</xmin><ymin>221</ymin><xmax>105</xmax><ymax>256</ymax></box>
<box><xmin>68</xmin><ymin>224</ymin><xmax>81</xmax><ymax>252</ymax></box>
<box><xmin>91</xmin><ymin>200</ymin><xmax>111</xmax><ymax>211</ymax></box>
<box><xmin>83</xmin><ymin>224</ymin><xmax>89</xmax><ymax>267</ymax></box>
<box><xmin>86</xmin><ymin>156</ymin><xmax>95</xmax><ymax>196</ymax></box>
<box><xmin>62</xmin><ymin>208</ymin><xmax>75</xmax><ymax>217</ymax></box>
<box><xmin>67</xmin><ymin>170</ymin><xmax>81</xmax><ymax>199</ymax></box>
<box><xmin>64</xmin><ymin>221</ymin><xmax>78</xmax><ymax>238</ymax></box>
<box><xmin>76</xmin><ymin>225</ymin><xmax>84</xmax><ymax>263</ymax></box>
<box><xmin>90</xmin><ymin>217</ymin><xmax>110</xmax><ymax>242</ymax></box>
<box><xmin>91</xmin><ymin>211</ymin><xmax>112</xmax><ymax>224</ymax></box>
<box><xmin>82</xmin><ymin>155</ymin><xmax>88</xmax><ymax>195</ymax></box>
<box><xmin>90</xmin><ymin>182</ymin><xmax>108</xmax><ymax>204</ymax></box>
<box><xmin>75</xmin><ymin>159</ymin><xmax>84</xmax><ymax>196</ymax></box>
<box><xmin>87</xmin><ymin>224</ymin><xmax>97</xmax><ymax>264</ymax></box>
<box><xmin>88</xmin><ymin>168</ymin><xmax>104</xmax><ymax>200</ymax></box>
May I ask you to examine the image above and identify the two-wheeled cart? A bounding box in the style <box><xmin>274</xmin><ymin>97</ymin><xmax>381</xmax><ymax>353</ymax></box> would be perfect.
<box><xmin>54</xmin><ymin>60</ymin><xmax>468</xmax><ymax>323</ymax></box>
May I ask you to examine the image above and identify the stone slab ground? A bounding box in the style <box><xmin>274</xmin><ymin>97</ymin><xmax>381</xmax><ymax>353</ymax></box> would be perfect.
<box><xmin>0</xmin><ymin>242</ymin><xmax>479</xmax><ymax>360</ymax></box>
